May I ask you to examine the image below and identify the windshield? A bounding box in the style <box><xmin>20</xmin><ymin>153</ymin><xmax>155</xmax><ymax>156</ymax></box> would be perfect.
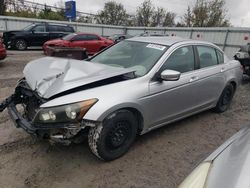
<box><xmin>62</xmin><ymin>33</ymin><xmax>77</xmax><ymax>40</ymax></box>
<box><xmin>90</xmin><ymin>41</ymin><xmax>168</xmax><ymax>77</ymax></box>
<box><xmin>23</xmin><ymin>24</ymin><xmax>35</xmax><ymax>31</ymax></box>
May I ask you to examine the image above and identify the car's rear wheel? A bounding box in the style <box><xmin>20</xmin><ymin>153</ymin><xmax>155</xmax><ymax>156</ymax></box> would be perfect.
<box><xmin>88</xmin><ymin>110</ymin><xmax>138</xmax><ymax>161</ymax></box>
<box><xmin>15</xmin><ymin>39</ymin><xmax>27</xmax><ymax>50</ymax></box>
<box><xmin>213</xmin><ymin>84</ymin><xmax>235</xmax><ymax>113</ymax></box>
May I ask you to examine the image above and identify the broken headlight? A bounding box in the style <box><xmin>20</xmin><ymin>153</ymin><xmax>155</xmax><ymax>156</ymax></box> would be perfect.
<box><xmin>33</xmin><ymin>99</ymin><xmax>98</xmax><ymax>124</ymax></box>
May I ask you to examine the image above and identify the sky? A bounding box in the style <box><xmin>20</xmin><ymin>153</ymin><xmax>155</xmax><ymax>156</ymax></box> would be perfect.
<box><xmin>33</xmin><ymin>0</ymin><xmax>250</xmax><ymax>27</ymax></box>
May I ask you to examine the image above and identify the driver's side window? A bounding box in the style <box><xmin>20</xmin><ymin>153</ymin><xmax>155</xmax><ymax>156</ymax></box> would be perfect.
<box><xmin>161</xmin><ymin>46</ymin><xmax>195</xmax><ymax>73</ymax></box>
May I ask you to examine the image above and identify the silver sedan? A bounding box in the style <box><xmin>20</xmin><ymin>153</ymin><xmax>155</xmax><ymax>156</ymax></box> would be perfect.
<box><xmin>0</xmin><ymin>37</ymin><xmax>242</xmax><ymax>161</ymax></box>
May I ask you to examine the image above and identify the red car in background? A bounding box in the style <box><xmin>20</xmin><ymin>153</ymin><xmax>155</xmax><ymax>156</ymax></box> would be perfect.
<box><xmin>43</xmin><ymin>33</ymin><xmax>114</xmax><ymax>55</ymax></box>
<box><xmin>0</xmin><ymin>41</ymin><xmax>6</xmax><ymax>61</ymax></box>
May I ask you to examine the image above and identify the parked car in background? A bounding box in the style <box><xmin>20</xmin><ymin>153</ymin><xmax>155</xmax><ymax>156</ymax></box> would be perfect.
<box><xmin>43</xmin><ymin>33</ymin><xmax>114</xmax><ymax>55</ymax></box>
<box><xmin>179</xmin><ymin>123</ymin><xmax>250</xmax><ymax>188</ymax></box>
<box><xmin>108</xmin><ymin>34</ymin><xmax>133</xmax><ymax>43</ymax></box>
<box><xmin>234</xmin><ymin>43</ymin><xmax>250</xmax><ymax>75</ymax></box>
<box><xmin>0</xmin><ymin>37</ymin><xmax>242</xmax><ymax>161</ymax></box>
<box><xmin>138</xmin><ymin>32</ymin><xmax>169</xmax><ymax>37</ymax></box>
<box><xmin>0</xmin><ymin>41</ymin><xmax>6</xmax><ymax>60</ymax></box>
<box><xmin>3</xmin><ymin>23</ymin><xmax>74</xmax><ymax>50</ymax></box>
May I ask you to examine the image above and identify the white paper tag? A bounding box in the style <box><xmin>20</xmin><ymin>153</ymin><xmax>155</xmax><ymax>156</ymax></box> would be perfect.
<box><xmin>146</xmin><ymin>44</ymin><xmax>166</xmax><ymax>51</ymax></box>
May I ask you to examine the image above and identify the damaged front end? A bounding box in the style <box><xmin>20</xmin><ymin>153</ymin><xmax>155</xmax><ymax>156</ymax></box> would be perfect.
<box><xmin>0</xmin><ymin>79</ymin><xmax>99</xmax><ymax>145</ymax></box>
<box><xmin>1</xmin><ymin>57</ymin><xmax>136</xmax><ymax>145</ymax></box>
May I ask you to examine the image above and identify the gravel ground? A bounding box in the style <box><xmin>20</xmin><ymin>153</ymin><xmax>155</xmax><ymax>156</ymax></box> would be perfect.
<box><xmin>0</xmin><ymin>51</ymin><xmax>250</xmax><ymax>188</ymax></box>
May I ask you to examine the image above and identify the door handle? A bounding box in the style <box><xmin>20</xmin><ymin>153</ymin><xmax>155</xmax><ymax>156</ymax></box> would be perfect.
<box><xmin>190</xmin><ymin>76</ymin><xmax>199</xmax><ymax>82</ymax></box>
<box><xmin>221</xmin><ymin>67</ymin><xmax>225</xmax><ymax>72</ymax></box>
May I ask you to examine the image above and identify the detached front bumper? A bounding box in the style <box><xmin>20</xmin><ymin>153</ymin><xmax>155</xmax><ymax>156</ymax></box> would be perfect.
<box><xmin>0</xmin><ymin>94</ymin><xmax>47</xmax><ymax>136</ymax></box>
<box><xmin>0</xmin><ymin>82</ymin><xmax>93</xmax><ymax>142</ymax></box>
<box><xmin>7</xmin><ymin>102</ymin><xmax>37</xmax><ymax>134</ymax></box>
<box><xmin>0</xmin><ymin>93</ymin><xmax>39</xmax><ymax>135</ymax></box>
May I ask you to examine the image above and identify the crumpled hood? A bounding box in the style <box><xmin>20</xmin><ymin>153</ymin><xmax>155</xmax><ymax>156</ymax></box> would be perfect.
<box><xmin>23</xmin><ymin>57</ymin><xmax>135</xmax><ymax>98</ymax></box>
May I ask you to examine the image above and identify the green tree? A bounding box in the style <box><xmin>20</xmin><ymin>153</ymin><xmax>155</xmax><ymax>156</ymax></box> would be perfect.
<box><xmin>96</xmin><ymin>1</ymin><xmax>128</xmax><ymax>25</ymax></box>
<box><xmin>163</xmin><ymin>12</ymin><xmax>176</xmax><ymax>27</ymax></box>
<box><xmin>136</xmin><ymin>0</ymin><xmax>154</xmax><ymax>26</ymax></box>
<box><xmin>183</xmin><ymin>6</ymin><xmax>192</xmax><ymax>27</ymax></box>
<box><xmin>0</xmin><ymin>0</ymin><xmax>6</xmax><ymax>15</ymax></box>
<box><xmin>6</xmin><ymin>10</ymin><xmax>37</xmax><ymax>18</ymax></box>
<box><xmin>38</xmin><ymin>5</ymin><xmax>65</xmax><ymax>21</ymax></box>
<box><xmin>182</xmin><ymin>0</ymin><xmax>230</xmax><ymax>27</ymax></box>
<box><xmin>207</xmin><ymin>0</ymin><xmax>230</xmax><ymax>26</ymax></box>
<box><xmin>151</xmin><ymin>7</ymin><xmax>165</xmax><ymax>27</ymax></box>
<box><xmin>151</xmin><ymin>8</ymin><xmax>176</xmax><ymax>27</ymax></box>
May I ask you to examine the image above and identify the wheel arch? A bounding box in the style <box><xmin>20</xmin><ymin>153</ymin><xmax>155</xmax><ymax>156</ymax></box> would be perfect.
<box><xmin>122</xmin><ymin>107</ymin><xmax>144</xmax><ymax>134</ymax></box>
<box><xmin>92</xmin><ymin>104</ymin><xmax>145</xmax><ymax>134</ymax></box>
<box><xmin>229</xmin><ymin>80</ymin><xmax>237</xmax><ymax>91</ymax></box>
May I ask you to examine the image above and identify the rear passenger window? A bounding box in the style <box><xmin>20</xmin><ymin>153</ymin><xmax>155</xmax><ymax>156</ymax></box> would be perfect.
<box><xmin>216</xmin><ymin>50</ymin><xmax>224</xmax><ymax>64</ymax></box>
<box><xmin>87</xmin><ymin>35</ymin><xmax>99</xmax><ymax>41</ymax></box>
<box><xmin>48</xmin><ymin>25</ymin><xmax>58</xmax><ymax>32</ymax></box>
<box><xmin>162</xmin><ymin>46</ymin><xmax>195</xmax><ymax>73</ymax></box>
<box><xmin>49</xmin><ymin>25</ymin><xmax>73</xmax><ymax>32</ymax></box>
<box><xmin>197</xmin><ymin>46</ymin><xmax>218</xmax><ymax>68</ymax></box>
<box><xmin>72</xmin><ymin>35</ymin><xmax>88</xmax><ymax>41</ymax></box>
<box><xmin>57</xmin><ymin>26</ymin><xmax>66</xmax><ymax>32</ymax></box>
<box><xmin>64</xmin><ymin>26</ymin><xmax>74</xmax><ymax>32</ymax></box>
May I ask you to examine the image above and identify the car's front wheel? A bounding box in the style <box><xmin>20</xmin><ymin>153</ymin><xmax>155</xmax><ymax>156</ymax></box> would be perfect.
<box><xmin>15</xmin><ymin>39</ymin><xmax>27</xmax><ymax>50</ymax></box>
<box><xmin>88</xmin><ymin>110</ymin><xmax>138</xmax><ymax>161</ymax></box>
<box><xmin>213</xmin><ymin>83</ymin><xmax>235</xmax><ymax>113</ymax></box>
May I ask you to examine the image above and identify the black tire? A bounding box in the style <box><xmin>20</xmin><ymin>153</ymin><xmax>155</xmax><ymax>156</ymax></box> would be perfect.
<box><xmin>88</xmin><ymin>110</ymin><xmax>138</xmax><ymax>161</ymax></box>
<box><xmin>213</xmin><ymin>84</ymin><xmax>235</xmax><ymax>113</ymax></box>
<box><xmin>15</xmin><ymin>39</ymin><xmax>27</xmax><ymax>50</ymax></box>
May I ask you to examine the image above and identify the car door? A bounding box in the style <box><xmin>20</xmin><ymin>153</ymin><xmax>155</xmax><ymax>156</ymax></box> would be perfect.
<box><xmin>69</xmin><ymin>34</ymin><xmax>89</xmax><ymax>50</ymax></box>
<box><xmin>48</xmin><ymin>25</ymin><xmax>64</xmax><ymax>40</ymax></box>
<box><xmin>85</xmin><ymin>34</ymin><xmax>103</xmax><ymax>54</ymax></box>
<box><xmin>146</xmin><ymin>45</ymin><xmax>212</xmax><ymax>129</ymax></box>
<box><xmin>192</xmin><ymin>45</ymin><xmax>226</xmax><ymax>106</ymax></box>
<box><xmin>30</xmin><ymin>24</ymin><xmax>49</xmax><ymax>46</ymax></box>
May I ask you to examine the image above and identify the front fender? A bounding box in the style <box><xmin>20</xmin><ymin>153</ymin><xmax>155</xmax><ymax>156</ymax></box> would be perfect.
<box><xmin>84</xmin><ymin>102</ymin><xmax>144</xmax><ymax>122</ymax></box>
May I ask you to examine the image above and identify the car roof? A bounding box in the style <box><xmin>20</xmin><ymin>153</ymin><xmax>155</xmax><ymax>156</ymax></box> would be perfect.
<box><xmin>127</xmin><ymin>36</ymin><xmax>195</xmax><ymax>46</ymax></box>
<box><xmin>48</xmin><ymin>23</ymin><xmax>71</xmax><ymax>27</ymax></box>
<box><xmin>76</xmin><ymin>32</ymin><xmax>100</xmax><ymax>36</ymax></box>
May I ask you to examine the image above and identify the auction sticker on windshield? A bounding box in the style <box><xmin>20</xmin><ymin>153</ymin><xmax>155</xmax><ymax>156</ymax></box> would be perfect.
<box><xmin>146</xmin><ymin>44</ymin><xmax>166</xmax><ymax>51</ymax></box>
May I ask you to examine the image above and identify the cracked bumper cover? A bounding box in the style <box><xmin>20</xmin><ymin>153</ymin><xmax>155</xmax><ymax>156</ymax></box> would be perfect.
<box><xmin>7</xmin><ymin>103</ymin><xmax>37</xmax><ymax>134</ymax></box>
<box><xmin>0</xmin><ymin>80</ymin><xmax>100</xmax><ymax>139</ymax></box>
<box><xmin>0</xmin><ymin>94</ymin><xmax>38</xmax><ymax>135</ymax></box>
<box><xmin>1</xmin><ymin>95</ymin><xmax>98</xmax><ymax>137</ymax></box>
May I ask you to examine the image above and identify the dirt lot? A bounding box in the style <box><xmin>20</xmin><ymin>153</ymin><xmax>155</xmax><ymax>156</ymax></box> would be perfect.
<box><xmin>0</xmin><ymin>51</ymin><xmax>250</xmax><ymax>188</ymax></box>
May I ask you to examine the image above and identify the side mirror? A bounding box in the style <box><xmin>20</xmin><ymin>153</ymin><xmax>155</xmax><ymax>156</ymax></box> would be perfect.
<box><xmin>160</xmin><ymin>70</ymin><xmax>181</xmax><ymax>81</ymax></box>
